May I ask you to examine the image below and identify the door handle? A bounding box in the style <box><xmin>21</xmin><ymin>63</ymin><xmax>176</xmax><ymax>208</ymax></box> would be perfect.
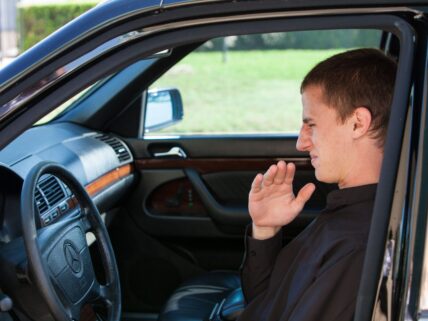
<box><xmin>185</xmin><ymin>168</ymin><xmax>250</xmax><ymax>225</ymax></box>
<box><xmin>153</xmin><ymin>146</ymin><xmax>187</xmax><ymax>158</ymax></box>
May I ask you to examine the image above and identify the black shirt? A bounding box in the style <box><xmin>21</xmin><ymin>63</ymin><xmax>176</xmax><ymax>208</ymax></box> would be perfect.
<box><xmin>239</xmin><ymin>184</ymin><xmax>377</xmax><ymax>321</ymax></box>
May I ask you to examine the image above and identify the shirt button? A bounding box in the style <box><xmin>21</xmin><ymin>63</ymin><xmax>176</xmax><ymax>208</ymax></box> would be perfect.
<box><xmin>250</xmin><ymin>250</ymin><xmax>256</xmax><ymax>257</ymax></box>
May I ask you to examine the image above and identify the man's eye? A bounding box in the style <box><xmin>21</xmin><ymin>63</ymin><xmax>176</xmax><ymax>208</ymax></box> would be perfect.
<box><xmin>308</xmin><ymin>124</ymin><xmax>315</xmax><ymax>128</ymax></box>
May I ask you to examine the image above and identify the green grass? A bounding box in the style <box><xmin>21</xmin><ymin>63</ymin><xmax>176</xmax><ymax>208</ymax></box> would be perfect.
<box><xmin>148</xmin><ymin>49</ymin><xmax>343</xmax><ymax>135</ymax></box>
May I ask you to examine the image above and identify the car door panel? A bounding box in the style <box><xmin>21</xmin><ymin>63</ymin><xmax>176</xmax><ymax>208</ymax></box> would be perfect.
<box><xmin>127</xmin><ymin>136</ymin><xmax>331</xmax><ymax>239</ymax></box>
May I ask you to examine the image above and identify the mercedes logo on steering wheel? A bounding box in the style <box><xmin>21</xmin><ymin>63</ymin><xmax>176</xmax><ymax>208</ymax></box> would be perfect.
<box><xmin>63</xmin><ymin>241</ymin><xmax>82</xmax><ymax>274</ymax></box>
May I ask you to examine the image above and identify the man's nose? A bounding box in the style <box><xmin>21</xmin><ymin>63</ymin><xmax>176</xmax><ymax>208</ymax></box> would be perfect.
<box><xmin>296</xmin><ymin>128</ymin><xmax>311</xmax><ymax>152</ymax></box>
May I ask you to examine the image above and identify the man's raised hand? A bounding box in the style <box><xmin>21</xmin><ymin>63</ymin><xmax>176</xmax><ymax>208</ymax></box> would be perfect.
<box><xmin>249</xmin><ymin>161</ymin><xmax>315</xmax><ymax>239</ymax></box>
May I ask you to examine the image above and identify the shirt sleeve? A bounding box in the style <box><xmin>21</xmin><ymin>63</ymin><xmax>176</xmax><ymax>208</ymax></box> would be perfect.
<box><xmin>240</xmin><ymin>225</ymin><xmax>283</xmax><ymax>304</ymax></box>
<box><xmin>287</xmin><ymin>247</ymin><xmax>366</xmax><ymax>321</ymax></box>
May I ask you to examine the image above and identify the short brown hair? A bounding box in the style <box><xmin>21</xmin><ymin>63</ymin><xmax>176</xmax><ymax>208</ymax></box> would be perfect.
<box><xmin>301</xmin><ymin>48</ymin><xmax>397</xmax><ymax>147</ymax></box>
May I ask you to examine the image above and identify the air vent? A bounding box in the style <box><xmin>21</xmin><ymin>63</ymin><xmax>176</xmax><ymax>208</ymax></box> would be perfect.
<box><xmin>35</xmin><ymin>188</ymin><xmax>48</xmax><ymax>213</ymax></box>
<box><xmin>94</xmin><ymin>134</ymin><xmax>131</xmax><ymax>162</ymax></box>
<box><xmin>38</xmin><ymin>176</ymin><xmax>66</xmax><ymax>207</ymax></box>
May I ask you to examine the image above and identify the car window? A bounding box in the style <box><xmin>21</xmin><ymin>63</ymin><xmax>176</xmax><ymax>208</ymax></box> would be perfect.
<box><xmin>144</xmin><ymin>29</ymin><xmax>382</xmax><ymax>136</ymax></box>
<box><xmin>36</xmin><ymin>57</ymin><xmax>159</xmax><ymax>126</ymax></box>
<box><xmin>34</xmin><ymin>84</ymin><xmax>98</xmax><ymax>126</ymax></box>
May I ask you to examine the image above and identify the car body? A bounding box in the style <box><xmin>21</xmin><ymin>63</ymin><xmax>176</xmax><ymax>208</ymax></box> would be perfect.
<box><xmin>0</xmin><ymin>0</ymin><xmax>427</xmax><ymax>320</ymax></box>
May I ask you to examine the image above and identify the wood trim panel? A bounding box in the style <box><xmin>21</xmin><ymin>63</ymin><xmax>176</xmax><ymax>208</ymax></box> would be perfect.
<box><xmin>147</xmin><ymin>178</ymin><xmax>208</xmax><ymax>217</ymax></box>
<box><xmin>41</xmin><ymin>164</ymin><xmax>134</xmax><ymax>226</ymax></box>
<box><xmin>86</xmin><ymin>164</ymin><xmax>134</xmax><ymax>196</ymax></box>
<box><xmin>135</xmin><ymin>158</ymin><xmax>311</xmax><ymax>174</ymax></box>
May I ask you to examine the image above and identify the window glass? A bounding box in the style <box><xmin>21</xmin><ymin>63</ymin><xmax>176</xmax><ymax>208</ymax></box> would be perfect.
<box><xmin>34</xmin><ymin>82</ymin><xmax>98</xmax><ymax>126</ymax></box>
<box><xmin>35</xmin><ymin>57</ymin><xmax>157</xmax><ymax>127</ymax></box>
<box><xmin>145</xmin><ymin>29</ymin><xmax>382</xmax><ymax>136</ymax></box>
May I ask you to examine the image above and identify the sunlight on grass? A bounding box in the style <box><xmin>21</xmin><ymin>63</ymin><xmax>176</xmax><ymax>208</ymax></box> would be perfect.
<box><xmin>148</xmin><ymin>49</ymin><xmax>342</xmax><ymax>135</ymax></box>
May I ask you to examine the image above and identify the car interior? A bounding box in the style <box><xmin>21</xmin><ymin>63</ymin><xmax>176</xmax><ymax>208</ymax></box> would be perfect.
<box><xmin>0</xmin><ymin>8</ymin><xmax>415</xmax><ymax>321</ymax></box>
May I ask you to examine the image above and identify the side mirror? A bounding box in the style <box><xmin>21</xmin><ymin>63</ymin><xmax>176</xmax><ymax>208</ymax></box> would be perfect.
<box><xmin>144</xmin><ymin>88</ymin><xmax>184</xmax><ymax>133</ymax></box>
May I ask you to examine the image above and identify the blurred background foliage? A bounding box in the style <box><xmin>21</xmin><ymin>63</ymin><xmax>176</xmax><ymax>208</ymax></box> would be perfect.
<box><xmin>198</xmin><ymin>30</ymin><xmax>380</xmax><ymax>51</ymax></box>
<box><xmin>18</xmin><ymin>1</ymin><xmax>98</xmax><ymax>52</ymax></box>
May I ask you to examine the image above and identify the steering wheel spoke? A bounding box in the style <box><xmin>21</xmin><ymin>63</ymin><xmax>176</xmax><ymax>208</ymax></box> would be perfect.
<box><xmin>81</xmin><ymin>214</ymin><xmax>94</xmax><ymax>234</ymax></box>
<box><xmin>81</xmin><ymin>279</ymin><xmax>118</xmax><ymax>321</ymax></box>
<box><xmin>67</xmin><ymin>302</ymin><xmax>84</xmax><ymax>321</ymax></box>
<box><xmin>90</xmin><ymin>281</ymin><xmax>115</xmax><ymax>305</ymax></box>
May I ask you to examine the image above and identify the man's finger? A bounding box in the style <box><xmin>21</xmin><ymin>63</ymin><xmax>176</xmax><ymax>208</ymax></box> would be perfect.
<box><xmin>263</xmin><ymin>164</ymin><xmax>277</xmax><ymax>186</ymax></box>
<box><xmin>251</xmin><ymin>173</ymin><xmax>263</xmax><ymax>193</ymax></box>
<box><xmin>273</xmin><ymin>160</ymin><xmax>287</xmax><ymax>185</ymax></box>
<box><xmin>284</xmin><ymin>162</ymin><xmax>296</xmax><ymax>185</ymax></box>
<box><xmin>295</xmin><ymin>183</ymin><xmax>316</xmax><ymax>208</ymax></box>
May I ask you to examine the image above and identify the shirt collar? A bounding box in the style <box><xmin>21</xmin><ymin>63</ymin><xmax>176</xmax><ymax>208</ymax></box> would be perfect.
<box><xmin>325</xmin><ymin>183</ymin><xmax>378</xmax><ymax>211</ymax></box>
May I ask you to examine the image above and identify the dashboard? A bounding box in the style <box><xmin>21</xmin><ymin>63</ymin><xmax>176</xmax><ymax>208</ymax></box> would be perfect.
<box><xmin>0</xmin><ymin>122</ymin><xmax>136</xmax><ymax>242</ymax></box>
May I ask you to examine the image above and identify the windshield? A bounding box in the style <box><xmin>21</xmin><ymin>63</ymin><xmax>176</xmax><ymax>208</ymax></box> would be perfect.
<box><xmin>33</xmin><ymin>56</ymin><xmax>159</xmax><ymax>126</ymax></box>
<box><xmin>34</xmin><ymin>80</ymin><xmax>103</xmax><ymax>126</ymax></box>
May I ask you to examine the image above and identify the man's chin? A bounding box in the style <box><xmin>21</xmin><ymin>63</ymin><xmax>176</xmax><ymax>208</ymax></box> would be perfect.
<box><xmin>314</xmin><ymin>170</ymin><xmax>336</xmax><ymax>184</ymax></box>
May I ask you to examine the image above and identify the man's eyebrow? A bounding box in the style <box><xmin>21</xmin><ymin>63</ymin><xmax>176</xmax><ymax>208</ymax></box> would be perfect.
<box><xmin>302</xmin><ymin>117</ymin><xmax>314</xmax><ymax>124</ymax></box>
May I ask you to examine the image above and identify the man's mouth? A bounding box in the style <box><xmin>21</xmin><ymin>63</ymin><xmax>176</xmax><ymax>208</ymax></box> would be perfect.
<box><xmin>310</xmin><ymin>155</ymin><xmax>318</xmax><ymax>166</ymax></box>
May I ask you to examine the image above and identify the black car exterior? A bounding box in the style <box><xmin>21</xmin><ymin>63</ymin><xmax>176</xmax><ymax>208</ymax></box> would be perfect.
<box><xmin>0</xmin><ymin>1</ymin><xmax>428</xmax><ymax>321</ymax></box>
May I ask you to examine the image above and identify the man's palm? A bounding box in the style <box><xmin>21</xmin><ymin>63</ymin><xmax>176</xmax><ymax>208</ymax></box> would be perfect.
<box><xmin>249</xmin><ymin>161</ymin><xmax>315</xmax><ymax>228</ymax></box>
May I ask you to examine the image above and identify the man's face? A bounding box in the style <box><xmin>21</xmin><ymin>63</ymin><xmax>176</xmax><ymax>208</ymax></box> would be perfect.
<box><xmin>296</xmin><ymin>85</ymin><xmax>354</xmax><ymax>185</ymax></box>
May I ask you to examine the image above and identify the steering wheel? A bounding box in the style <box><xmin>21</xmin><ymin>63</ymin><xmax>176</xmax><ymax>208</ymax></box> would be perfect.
<box><xmin>20</xmin><ymin>161</ymin><xmax>121</xmax><ymax>321</ymax></box>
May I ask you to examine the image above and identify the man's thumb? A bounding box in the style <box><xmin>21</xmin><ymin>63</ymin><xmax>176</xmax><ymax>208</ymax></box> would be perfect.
<box><xmin>295</xmin><ymin>183</ymin><xmax>316</xmax><ymax>207</ymax></box>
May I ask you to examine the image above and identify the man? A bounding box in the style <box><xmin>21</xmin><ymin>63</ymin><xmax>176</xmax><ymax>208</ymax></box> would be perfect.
<box><xmin>238</xmin><ymin>48</ymin><xmax>397</xmax><ymax>321</ymax></box>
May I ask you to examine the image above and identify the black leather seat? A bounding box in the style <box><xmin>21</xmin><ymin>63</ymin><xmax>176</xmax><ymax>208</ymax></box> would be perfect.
<box><xmin>158</xmin><ymin>271</ymin><xmax>244</xmax><ymax>321</ymax></box>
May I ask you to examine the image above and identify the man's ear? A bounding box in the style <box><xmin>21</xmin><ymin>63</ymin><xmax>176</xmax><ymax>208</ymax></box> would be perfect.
<box><xmin>351</xmin><ymin>107</ymin><xmax>372</xmax><ymax>139</ymax></box>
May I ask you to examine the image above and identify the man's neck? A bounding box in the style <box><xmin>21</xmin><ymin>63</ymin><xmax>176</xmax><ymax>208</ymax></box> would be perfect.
<box><xmin>338</xmin><ymin>145</ymin><xmax>383</xmax><ymax>189</ymax></box>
